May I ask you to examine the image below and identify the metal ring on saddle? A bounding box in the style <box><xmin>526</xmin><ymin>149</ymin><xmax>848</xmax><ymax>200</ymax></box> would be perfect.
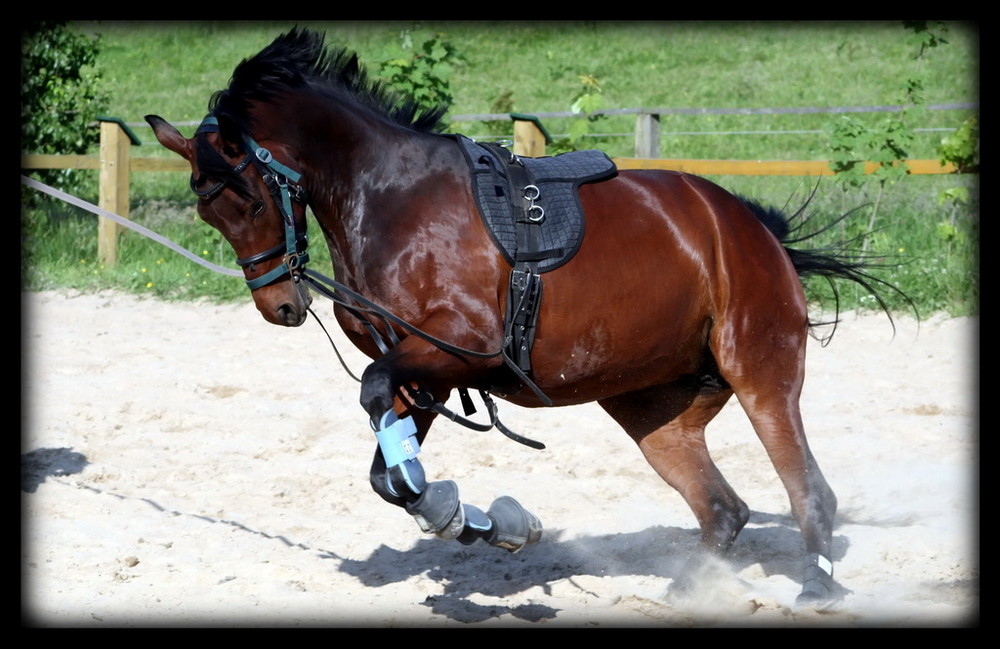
<box><xmin>523</xmin><ymin>185</ymin><xmax>544</xmax><ymax>222</ymax></box>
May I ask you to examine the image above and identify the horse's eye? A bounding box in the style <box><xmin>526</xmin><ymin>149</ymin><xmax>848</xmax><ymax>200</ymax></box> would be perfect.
<box><xmin>250</xmin><ymin>200</ymin><xmax>265</xmax><ymax>217</ymax></box>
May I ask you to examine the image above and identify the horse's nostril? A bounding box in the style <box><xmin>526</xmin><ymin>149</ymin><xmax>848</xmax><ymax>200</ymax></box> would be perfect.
<box><xmin>277</xmin><ymin>303</ymin><xmax>305</xmax><ymax>326</ymax></box>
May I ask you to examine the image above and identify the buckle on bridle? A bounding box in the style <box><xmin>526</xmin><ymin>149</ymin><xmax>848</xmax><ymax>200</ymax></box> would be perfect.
<box><xmin>285</xmin><ymin>251</ymin><xmax>306</xmax><ymax>270</ymax></box>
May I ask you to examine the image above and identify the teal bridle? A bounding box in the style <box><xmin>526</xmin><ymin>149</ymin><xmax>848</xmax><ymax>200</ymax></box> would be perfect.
<box><xmin>192</xmin><ymin>115</ymin><xmax>309</xmax><ymax>290</ymax></box>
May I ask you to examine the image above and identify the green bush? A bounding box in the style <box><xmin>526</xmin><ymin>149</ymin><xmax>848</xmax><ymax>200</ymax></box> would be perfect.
<box><xmin>21</xmin><ymin>21</ymin><xmax>109</xmax><ymax>205</ymax></box>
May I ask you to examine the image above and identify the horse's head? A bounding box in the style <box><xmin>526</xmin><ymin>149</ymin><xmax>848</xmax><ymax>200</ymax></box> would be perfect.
<box><xmin>145</xmin><ymin>114</ymin><xmax>312</xmax><ymax>327</ymax></box>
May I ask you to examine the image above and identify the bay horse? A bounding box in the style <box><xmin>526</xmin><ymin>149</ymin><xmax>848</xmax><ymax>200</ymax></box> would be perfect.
<box><xmin>146</xmin><ymin>27</ymin><xmax>901</xmax><ymax>604</ymax></box>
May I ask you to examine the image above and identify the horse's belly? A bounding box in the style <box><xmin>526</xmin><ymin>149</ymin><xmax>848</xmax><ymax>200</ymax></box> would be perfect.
<box><xmin>517</xmin><ymin>308</ymin><xmax>711</xmax><ymax>406</ymax></box>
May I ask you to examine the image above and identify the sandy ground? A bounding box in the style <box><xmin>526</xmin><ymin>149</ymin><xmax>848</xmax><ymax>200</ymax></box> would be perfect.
<box><xmin>21</xmin><ymin>289</ymin><xmax>978</xmax><ymax>627</ymax></box>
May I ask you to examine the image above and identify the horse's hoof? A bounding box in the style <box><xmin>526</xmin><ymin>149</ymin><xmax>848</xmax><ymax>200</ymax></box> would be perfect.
<box><xmin>796</xmin><ymin>577</ymin><xmax>834</xmax><ymax>604</ymax></box>
<box><xmin>486</xmin><ymin>496</ymin><xmax>542</xmax><ymax>552</ymax></box>
<box><xmin>795</xmin><ymin>574</ymin><xmax>848</xmax><ymax>607</ymax></box>
<box><xmin>796</xmin><ymin>554</ymin><xmax>842</xmax><ymax>605</ymax></box>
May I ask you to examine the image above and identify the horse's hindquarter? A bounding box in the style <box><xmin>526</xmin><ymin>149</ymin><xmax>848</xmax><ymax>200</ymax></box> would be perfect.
<box><xmin>525</xmin><ymin>169</ymin><xmax>806</xmax><ymax>404</ymax></box>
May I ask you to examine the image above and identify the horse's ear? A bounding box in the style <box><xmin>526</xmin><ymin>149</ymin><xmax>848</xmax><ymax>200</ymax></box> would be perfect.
<box><xmin>145</xmin><ymin>115</ymin><xmax>193</xmax><ymax>161</ymax></box>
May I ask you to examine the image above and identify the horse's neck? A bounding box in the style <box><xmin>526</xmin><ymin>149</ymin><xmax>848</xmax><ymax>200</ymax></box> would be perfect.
<box><xmin>305</xmin><ymin>123</ymin><xmax>459</xmax><ymax>289</ymax></box>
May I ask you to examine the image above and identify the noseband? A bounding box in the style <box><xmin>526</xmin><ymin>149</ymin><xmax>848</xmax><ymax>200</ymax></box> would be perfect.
<box><xmin>192</xmin><ymin>115</ymin><xmax>309</xmax><ymax>290</ymax></box>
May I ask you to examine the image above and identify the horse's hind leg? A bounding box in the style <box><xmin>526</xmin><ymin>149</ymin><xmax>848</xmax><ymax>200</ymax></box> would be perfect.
<box><xmin>599</xmin><ymin>381</ymin><xmax>749</xmax><ymax>558</ymax></box>
<box><xmin>714</xmin><ymin>320</ymin><xmax>839</xmax><ymax>603</ymax></box>
<box><xmin>737</xmin><ymin>390</ymin><xmax>838</xmax><ymax>603</ymax></box>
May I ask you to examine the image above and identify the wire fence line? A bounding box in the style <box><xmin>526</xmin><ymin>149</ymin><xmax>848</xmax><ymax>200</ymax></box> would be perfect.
<box><xmin>467</xmin><ymin>127</ymin><xmax>961</xmax><ymax>141</ymax></box>
<box><xmin>447</xmin><ymin>101</ymin><xmax>977</xmax><ymax>121</ymax></box>
<box><xmin>122</xmin><ymin>102</ymin><xmax>974</xmax><ymax>152</ymax></box>
<box><xmin>123</xmin><ymin>101</ymin><xmax>978</xmax><ymax>136</ymax></box>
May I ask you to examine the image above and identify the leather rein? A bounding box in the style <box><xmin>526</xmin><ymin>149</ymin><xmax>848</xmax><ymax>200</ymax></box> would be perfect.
<box><xmin>191</xmin><ymin>116</ymin><xmax>547</xmax><ymax>449</ymax></box>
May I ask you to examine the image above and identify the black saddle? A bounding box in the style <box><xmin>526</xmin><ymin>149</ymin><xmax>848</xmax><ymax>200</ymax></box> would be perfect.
<box><xmin>450</xmin><ymin>134</ymin><xmax>617</xmax><ymax>274</ymax></box>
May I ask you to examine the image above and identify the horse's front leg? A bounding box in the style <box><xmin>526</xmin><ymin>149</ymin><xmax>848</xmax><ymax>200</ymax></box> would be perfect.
<box><xmin>360</xmin><ymin>352</ymin><xmax>542</xmax><ymax>552</ymax></box>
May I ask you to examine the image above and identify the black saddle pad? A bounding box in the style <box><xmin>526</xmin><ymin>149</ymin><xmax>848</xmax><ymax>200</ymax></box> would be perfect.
<box><xmin>451</xmin><ymin>134</ymin><xmax>618</xmax><ymax>273</ymax></box>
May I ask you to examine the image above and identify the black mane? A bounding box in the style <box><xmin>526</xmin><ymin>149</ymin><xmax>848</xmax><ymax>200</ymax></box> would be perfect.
<box><xmin>192</xmin><ymin>27</ymin><xmax>448</xmax><ymax>198</ymax></box>
<box><xmin>208</xmin><ymin>27</ymin><xmax>448</xmax><ymax>137</ymax></box>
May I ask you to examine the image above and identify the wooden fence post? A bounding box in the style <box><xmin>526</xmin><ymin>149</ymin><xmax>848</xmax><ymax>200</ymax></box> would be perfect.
<box><xmin>97</xmin><ymin>117</ymin><xmax>141</xmax><ymax>266</ymax></box>
<box><xmin>510</xmin><ymin>113</ymin><xmax>553</xmax><ymax>158</ymax></box>
<box><xmin>634</xmin><ymin>112</ymin><xmax>660</xmax><ymax>158</ymax></box>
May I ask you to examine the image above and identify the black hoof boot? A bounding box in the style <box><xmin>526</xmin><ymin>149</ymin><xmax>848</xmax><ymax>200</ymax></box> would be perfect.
<box><xmin>404</xmin><ymin>481</ymin><xmax>498</xmax><ymax>545</ymax></box>
<box><xmin>485</xmin><ymin>495</ymin><xmax>542</xmax><ymax>552</ymax></box>
<box><xmin>796</xmin><ymin>553</ymin><xmax>840</xmax><ymax>605</ymax></box>
<box><xmin>405</xmin><ymin>480</ymin><xmax>462</xmax><ymax>537</ymax></box>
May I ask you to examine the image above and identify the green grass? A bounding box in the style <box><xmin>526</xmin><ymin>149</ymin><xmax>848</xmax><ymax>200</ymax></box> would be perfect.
<box><xmin>22</xmin><ymin>21</ymin><xmax>979</xmax><ymax>317</ymax></box>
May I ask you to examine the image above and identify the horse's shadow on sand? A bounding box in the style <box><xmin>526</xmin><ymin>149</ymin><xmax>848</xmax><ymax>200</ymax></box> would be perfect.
<box><xmin>328</xmin><ymin>513</ymin><xmax>851</xmax><ymax>623</ymax></box>
<box><xmin>21</xmin><ymin>446</ymin><xmax>852</xmax><ymax>624</ymax></box>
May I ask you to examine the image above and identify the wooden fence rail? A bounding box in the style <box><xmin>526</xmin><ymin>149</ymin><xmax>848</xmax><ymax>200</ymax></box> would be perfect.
<box><xmin>21</xmin><ymin>116</ymin><xmax>961</xmax><ymax>266</ymax></box>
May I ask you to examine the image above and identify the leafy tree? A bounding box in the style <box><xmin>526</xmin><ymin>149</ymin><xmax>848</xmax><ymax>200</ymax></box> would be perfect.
<box><xmin>21</xmin><ymin>21</ymin><xmax>109</xmax><ymax>205</ymax></box>
<box><xmin>377</xmin><ymin>30</ymin><xmax>464</xmax><ymax>123</ymax></box>
<box><xmin>549</xmin><ymin>74</ymin><xmax>606</xmax><ymax>154</ymax></box>
<box><xmin>938</xmin><ymin>114</ymin><xmax>979</xmax><ymax>174</ymax></box>
<box><xmin>824</xmin><ymin>21</ymin><xmax>958</xmax><ymax>243</ymax></box>
<box><xmin>906</xmin><ymin>21</ymin><xmax>978</xmax><ymax>246</ymax></box>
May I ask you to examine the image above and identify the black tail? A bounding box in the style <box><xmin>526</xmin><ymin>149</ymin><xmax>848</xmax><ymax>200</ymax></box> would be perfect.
<box><xmin>738</xmin><ymin>190</ymin><xmax>915</xmax><ymax>342</ymax></box>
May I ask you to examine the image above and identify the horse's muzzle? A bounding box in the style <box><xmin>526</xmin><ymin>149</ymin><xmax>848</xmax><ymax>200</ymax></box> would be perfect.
<box><xmin>277</xmin><ymin>301</ymin><xmax>308</xmax><ymax>327</ymax></box>
<box><xmin>256</xmin><ymin>278</ymin><xmax>312</xmax><ymax>327</ymax></box>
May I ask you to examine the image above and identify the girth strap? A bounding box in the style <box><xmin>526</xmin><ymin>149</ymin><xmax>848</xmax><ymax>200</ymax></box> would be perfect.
<box><xmin>481</xmin><ymin>144</ymin><xmax>548</xmax><ymax>376</ymax></box>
